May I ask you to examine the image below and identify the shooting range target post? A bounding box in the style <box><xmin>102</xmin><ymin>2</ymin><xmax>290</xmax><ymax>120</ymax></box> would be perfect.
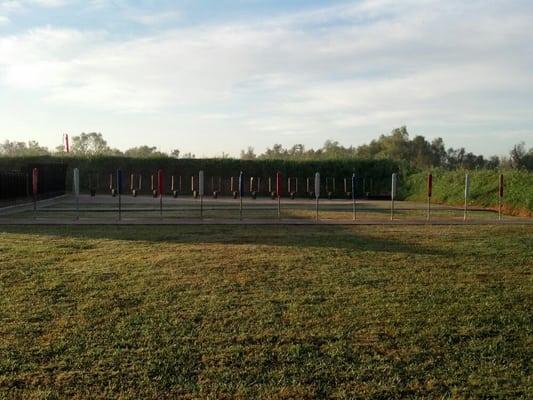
<box><xmin>427</xmin><ymin>173</ymin><xmax>433</xmax><ymax>221</ymax></box>
<box><xmin>499</xmin><ymin>174</ymin><xmax>504</xmax><ymax>221</ymax></box>
<box><xmin>109</xmin><ymin>173</ymin><xmax>116</xmax><ymax>197</ymax></box>
<box><xmin>352</xmin><ymin>173</ymin><xmax>357</xmax><ymax>221</ymax></box>
<box><xmin>158</xmin><ymin>169</ymin><xmax>164</xmax><ymax>217</ymax></box>
<box><xmin>73</xmin><ymin>168</ymin><xmax>80</xmax><ymax>220</ymax></box>
<box><xmin>315</xmin><ymin>172</ymin><xmax>320</xmax><ymax>221</ymax></box>
<box><xmin>199</xmin><ymin>170</ymin><xmax>205</xmax><ymax>218</ymax></box>
<box><xmin>239</xmin><ymin>171</ymin><xmax>244</xmax><ymax>220</ymax></box>
<box><xmin>117</xmin><ymin>169</ymin><xmax>123</xmax><ymax>221</ymax></box>
<box><xmin>130</xmin><ymin>173</ymin><xmax>136</xmax><ymax>197</ymax></box>
<box><xmin>391</xmin><ymin>173</ymin><xmax>397</xmax><ymax>221</ymax></box>
<box><xmin>276</xmin><ymin>172</ymin><xmax>282</xmax><ymax>219</ymax></box>
<box><xmin>464</xmin><ymin>174</ymin><xmax>470</xmax><ymax>221</ymax></box>
<box><xmin>32</xmin><ymin>167</ymin><xmax>38</xmax><ymax>218</ymax></box>
<box><xmin>171</xmin><ymin>175</ymin><xmax>178</xmax><ymax>198</ymax></box>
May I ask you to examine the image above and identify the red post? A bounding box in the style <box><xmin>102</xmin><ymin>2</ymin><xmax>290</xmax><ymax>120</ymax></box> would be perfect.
<box><xmin>32</xmin><ymin>168</ymin><xmax>38</xmax><ymax>196</ymax></box>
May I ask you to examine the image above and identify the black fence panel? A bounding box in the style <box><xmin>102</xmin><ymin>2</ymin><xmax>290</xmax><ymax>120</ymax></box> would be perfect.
<box><xmin>0</xmin><ymin>163</ymin><xmax>67</xmax><ymax>206</ymax></box>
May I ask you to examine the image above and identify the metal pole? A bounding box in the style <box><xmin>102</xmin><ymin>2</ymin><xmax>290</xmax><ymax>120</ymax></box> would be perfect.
<box><xmin>427</xmin><ymin>173</ymin><xmax>433</xmax><ymax>222</ymax></box>
<box><xmin>464</xmin><ymin>174</ymin><xmax>470</xmax><ymax>222</ymax></box>
<box><xmin>352</xmin><ymin>174</ymin><xmax>356</xmax><ymax>221</ymax></box>
<box><xmin>499</xmin><ymin>174</ymin><xmax>504</xmax><ymax>221</ymax></box>
<box><xmin>391</xmin><ymin>173</ymin><xmax>397</xmax><ymax>221</ymax></box>
<box><xmin>316</xmin><ymin>198</ymin><xmax>319</xmax><ymax>221</ymax></box>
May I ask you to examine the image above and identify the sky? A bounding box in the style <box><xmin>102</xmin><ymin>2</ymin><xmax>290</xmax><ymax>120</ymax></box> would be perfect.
<box><xmin>0</xmin><ymin>0</ymin><xmax>532</xmax><ymax>157</ymax></box>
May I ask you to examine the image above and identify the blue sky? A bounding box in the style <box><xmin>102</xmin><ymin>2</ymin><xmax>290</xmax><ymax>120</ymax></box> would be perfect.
<box><xmin>0</xmin><ymin>0</ymin><xmax>532</xmax><ymax>156</ymax></box>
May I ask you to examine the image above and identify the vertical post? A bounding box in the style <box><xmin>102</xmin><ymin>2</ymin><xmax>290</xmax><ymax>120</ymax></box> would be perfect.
<box><xmin>73</xmin><ymin>168</ymin><xmax>80</xmax><ymax>220</ymax></box>
<box><xmin>32</xmin><ymin>167</ymin><xmax>38</xmax><ymax>219</ymax></box>
<box><xmin>158</xmin><ymin>169</ymin><xmax>164</xmax><ymax>217</ymax></box>
<box><xmin>239</xmin><ymin>171</ymin><xmax>244</xmax><ymax>220</ymax></box>
<box><xmin>352</xmin><ymin>173</ymin><xmax>357</xmax><ymax>221</ymax></box>
<box><xmin>315</xmin><ymin>172</ymin><xmax>320</xmax><ymax>222</ymax></box>
<box><xmin>117</xmin><ymin>169</ymin><xmax>123</xmax><ymax>221</ymax></box>
<box><xmin>391</xmin><ymin>173</ymin><xmax>397</xmax><ymax>221</ymax></box>
<box><xmin>499</xmin><ymin>174</ymin><xmax>504</xmax><ymax>221</ymax></box>
<box><xmin>464</xmin><ymin>173</ymin><xmax>470</xmax><ymax>222</ymax></box>
<box><xmin>276</xmin><ymin>172</ymin><xmax>282</xmax><ymax>219</ymax></box>
<box><xmin>199</xmin><ymin>170</ymin><xmax>205</xmax><ymax>219</ymax></box>
<box><xmin>138</xmin><ymin>175</ymin><xmax>142</xmax><ymax>192</ymax></box>
<box><xmin>268</xmin><ymin>177</ymin><xmax>272</xmax><ymax>194</ymax></box>
<box><xmin>427</xmin><ymin>173</ymin><xmax>433</xmax><ymax>222</ymax></box>
<box><xmin>171</xmin><ymin>175</ymin><xmax>175</xmax><ymax>192</ymax></box>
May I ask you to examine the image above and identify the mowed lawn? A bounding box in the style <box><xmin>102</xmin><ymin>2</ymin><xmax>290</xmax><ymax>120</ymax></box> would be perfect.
<box><xmin>0</xmin><ymin>225</ymin><xmax>531</xmax><ymax>399</ymax></box>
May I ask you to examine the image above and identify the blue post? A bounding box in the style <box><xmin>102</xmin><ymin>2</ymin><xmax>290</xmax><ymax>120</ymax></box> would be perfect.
<box><xmin>117</xmin><ymin>169</ymin><xmax>123</xmax><ymax>221</ymax></box>
<box><xmin>239</xmin><ymin>171</ymin><xmax>244</xmax><ymax>220</ymax></box>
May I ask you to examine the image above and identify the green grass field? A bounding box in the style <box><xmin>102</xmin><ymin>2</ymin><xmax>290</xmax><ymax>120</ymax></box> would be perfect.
<box><xmin>0</xmin><ymin>225</ymin><xmax>531</xmax><ymax>399</ymax></box>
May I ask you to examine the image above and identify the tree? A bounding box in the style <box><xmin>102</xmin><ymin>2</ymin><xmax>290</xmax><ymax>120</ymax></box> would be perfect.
<box><xmin>124</xmin><ymin>146</ymin><xmax>167</xmax><ymax>158</ymax></box>
<box><xmin>510</xmin><ymin>142</ymin><xmax>526</xmax><ymax>168</ymax></box>
<box><xmin>240</xmin><ymin>146</ymin><xmax>257</xmax><ymax>160</ymax></box>
<box><xmin>70</xmin><ymin>132</ymin><xmax>120</xmax><ymax>156</ymax></box>
<box><xmin>0</xmin><ymin>140</ymin><xmax>50</xmax><ymax>156</ymax></box>
<box><xmin>170</xmin><ymin>149</ymin><xmax>180</xmax><ymax>158</ymax></box>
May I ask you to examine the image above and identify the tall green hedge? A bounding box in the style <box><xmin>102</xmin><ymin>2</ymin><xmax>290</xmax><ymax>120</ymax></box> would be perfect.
<box><xmin>0</xmin><ymin>156</ymin><xmax>401</xmax><ymax>196</ymax></box>
<box><xmin>401</xmin><ymin>169</ymin><xmax>533</xmax><ymax>215</ymax></box>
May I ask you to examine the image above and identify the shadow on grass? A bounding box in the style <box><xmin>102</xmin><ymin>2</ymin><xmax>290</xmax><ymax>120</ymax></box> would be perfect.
<box><xmin>0</xmin><ymin>224</ymin><xmax>447</xmax><ymax>256</ymax></box>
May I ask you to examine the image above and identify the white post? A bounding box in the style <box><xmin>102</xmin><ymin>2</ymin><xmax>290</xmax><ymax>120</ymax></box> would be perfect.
<box><xmin>391</xmin><ymin>173</ymin><xmax>397</xmax><ymax>221</ymax></box>
<box><xmin>315</xmin><ymin>172</ymin><xmax>320</xmax><ymax>221</ymax></box>
<box><xmin>464</xmin><ymin>174</ymin><xmax>470</xmax><ymax>221</ymax></box>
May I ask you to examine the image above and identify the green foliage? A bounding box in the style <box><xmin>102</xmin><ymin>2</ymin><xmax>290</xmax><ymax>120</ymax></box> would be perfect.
<box><xmin>124</xmin><ymin>146</ymin><xmax>168</xmax><ymax>158</ymax></box>
<box><xmin>0</xmin><ymin>140</ymin><xmax>50</xmax><ymax>157</ymax></box>
<box><xmin>401</xmin><ymin>169</ymin><xmax>533</xmax><ymax>214</ymax></box>
<box><xmin>254</xmin><ymin>127</ymin><xmax>505</xmax><ymax>170</ymax></box>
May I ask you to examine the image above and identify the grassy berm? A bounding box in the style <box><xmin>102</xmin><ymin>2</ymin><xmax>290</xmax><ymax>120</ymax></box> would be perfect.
<box><xmin>403</xmin><ymin>169</ymin><xmax>533</xmax><ymax>216</ymax></box>
<box><xmin>0</xmin><ymin>225</ymin><xmax>531</xmax><ymax>399</ymax></box>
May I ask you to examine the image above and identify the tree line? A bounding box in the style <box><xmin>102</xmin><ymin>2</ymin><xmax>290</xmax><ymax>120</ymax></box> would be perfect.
<box><xmin>1</xmin><ymin>127</ymin><xmax>532</xmax><ymax>171</ymax></box>
<box><xmin>241</xmin><ymin>127</ymin><xmax>532</xmax><ymax>171</ymax></box>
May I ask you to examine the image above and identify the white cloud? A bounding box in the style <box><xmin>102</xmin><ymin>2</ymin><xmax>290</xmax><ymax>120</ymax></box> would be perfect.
<box><xmin>0</xmin><ymin>0</ymin><xmax>532</xmax><ymax>154</ymax></box>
